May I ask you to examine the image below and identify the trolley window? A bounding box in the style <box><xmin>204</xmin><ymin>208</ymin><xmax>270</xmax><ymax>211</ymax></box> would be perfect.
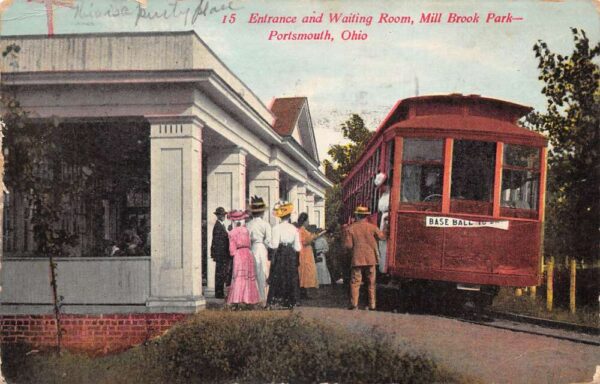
<box><xmin>385</xmin><ymin>140</ymin><xmax>395</xmax><ymax>185</ymax></box>
<box><xmin>451</xmin><ymin>140</ymin><xmax>496</xmax><ymax>201</ymax></box>
<box><xmin>501</xmin><ymin>144</ymin><xmax>540</xmax><ymax>217</ymax></box>
<box><xmin>450</xmin><ymin>140</ymin><xmax>496</xmax><ymax>215</ymax></box>
<box><xmin>400</xmin><ymin>138</ymin><xmax>444</xmax><ymax>206</ymax></box>
<box><xmin>370</xmin><ymin>147</ymin><xmax>382</xmax><ymax>214</ymax></box>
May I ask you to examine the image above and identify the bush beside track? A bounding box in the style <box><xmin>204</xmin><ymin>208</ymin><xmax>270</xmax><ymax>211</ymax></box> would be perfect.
<box><xmin>2</xmin><ymin>310</ymin><xmax>470</xmax><ymax>384</ymax></box>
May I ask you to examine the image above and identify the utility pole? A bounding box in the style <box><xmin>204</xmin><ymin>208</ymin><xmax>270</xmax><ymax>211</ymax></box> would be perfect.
<box><xmin>414</xmin><ymin>76</ymin><xmax>419</xmax><ymax>97</ymax></box>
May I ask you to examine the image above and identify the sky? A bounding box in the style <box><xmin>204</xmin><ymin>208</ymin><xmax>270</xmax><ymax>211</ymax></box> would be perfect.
<box><xmin>1</xmin><ymin>0</ymin><xmax>599</xmax><ymax>162</ymax></box>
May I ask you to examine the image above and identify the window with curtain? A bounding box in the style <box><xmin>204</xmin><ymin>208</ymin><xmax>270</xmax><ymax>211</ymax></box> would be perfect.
<box><xmin>501</xmin><ymin>144</ymin><xmax>540</xmax><ymax>212</ymax></box>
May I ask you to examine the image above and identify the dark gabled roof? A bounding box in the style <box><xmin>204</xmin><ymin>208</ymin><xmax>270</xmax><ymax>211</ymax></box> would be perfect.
<box><xmin>270</xmin><ymin>97</ymin><xmax>306</xmax><ymax>136</ymax></box>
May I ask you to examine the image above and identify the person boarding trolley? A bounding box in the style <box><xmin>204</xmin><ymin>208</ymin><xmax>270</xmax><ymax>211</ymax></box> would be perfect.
<box><xmin>374</xmin><ymin>172</ymin><xmax>390</xmax><ymax>273</ymax></box>
<box><xmin>343</xmin><ymin>205</ymin><xmax>387</xmax><ymax>310</ymax></box>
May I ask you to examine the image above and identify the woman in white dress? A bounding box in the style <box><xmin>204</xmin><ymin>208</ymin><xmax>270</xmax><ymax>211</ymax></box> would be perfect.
<box><xmin>313</xmin><ymin>230</ymin><xmax>332</xmax><ymax>285</ymax></box>
<box><xmin>374</xmin><ymin>173</ymin><xmax>390</xmax><ymax>273</ymax></box>
<box><xmin>267</xmin><ymin>201</ymin><xmax>302</xmax><ymax>309</ymax></box>
<box><xmin>246</xmin><ymin>196</ymin><xmax>272</xmax><ymax>305</ymax></box>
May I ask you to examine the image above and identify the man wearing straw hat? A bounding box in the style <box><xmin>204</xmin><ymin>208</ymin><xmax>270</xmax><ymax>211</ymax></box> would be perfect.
<box><xmin>343</xmin><ymin>205</ymin><xmax>386</xmax><ymax>310</ymax></box>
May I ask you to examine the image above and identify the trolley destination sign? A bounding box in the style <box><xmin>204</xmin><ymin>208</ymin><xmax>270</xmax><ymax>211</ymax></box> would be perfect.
<box><xmin>425</xmin><ymin>216</ymin><xmax>510</xmax><ymax>230</ymax></box>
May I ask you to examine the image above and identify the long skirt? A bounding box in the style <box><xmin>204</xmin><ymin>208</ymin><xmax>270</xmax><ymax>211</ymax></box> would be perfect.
<box><xmin>378</xmin><ymin>240</ymin><xmax>387</xmax><ymax>274</ymax></box>
<box><xmin>267</xmin><ymin>244</ymin><xmax>300</xmax><ymax>308</ymax></box>
<box><xmin>298</xmin><ymin>249</ymin><xmax>318</xmax><ymax>288</ymax></box>
<box><xmin>315</xmin><ymin>255</ymin><xmax>332</xmax><ymax>285</ymax></box>
<box><xmin>378</xmin><ymin>212</ymin><xmax>388</xmax><ymax>273</ymax></box>
<box><xmin>252</xmin><ymin>242</ymin><xmax>270</xmax><ymax>302</ymax></box>
<box><xmin>227</xmin><ymin>248</ymin><xmax>260</xmax><ymax>304</ymax></box>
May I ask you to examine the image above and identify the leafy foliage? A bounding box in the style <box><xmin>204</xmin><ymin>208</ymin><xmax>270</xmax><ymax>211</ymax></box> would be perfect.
<box><xmin>321</xmin><ymin>115</ymin><xmax>374</xmax><ymax>280</ymax></box>
<box><xmin>1</xmin><ymin>99</ymin><xmax>150</xmax><ymax>257</ymax></box>
<box><xmin>526</xmin><ymin>29</ymin><xmax>600</xmax><ymax>263</ymax></box>
<box><xmin>322</xmin><ymin>114</ymin><xmax>374</xmax><ymax>185</ymax></box>
<box><xmin>2</xmin><ymin>311</ymin><xmax>465</xmax><ymax>384</ymax></box>
<box><xmin>1</xmin><ymin>43</ymin><xmax>150</xmax><ymax>349</ymax></box>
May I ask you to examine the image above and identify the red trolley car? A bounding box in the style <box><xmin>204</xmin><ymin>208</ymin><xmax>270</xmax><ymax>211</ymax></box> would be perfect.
<box><xmin>341</xmin><ymin>94</ymin><xmax>548</xmax><ymax>305</ymax></box>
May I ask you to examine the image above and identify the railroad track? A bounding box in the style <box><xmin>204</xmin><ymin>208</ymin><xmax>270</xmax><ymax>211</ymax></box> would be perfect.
<box><xmin>447</xmin><ymin>310</ymin><xmax>600</xmax><ymax>346</ymax></box>
<box><xmin>374</xmin><ymin>284</ymin><xmax>599</xmax><ymax>346</ymax></box>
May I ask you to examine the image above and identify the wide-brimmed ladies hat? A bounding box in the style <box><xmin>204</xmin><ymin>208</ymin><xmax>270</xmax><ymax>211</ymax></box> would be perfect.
<box><xmin>273</xmin><ymin>201</ymin><xmax>294</xmax><ymax>218</ymax></box>
<box><xmin>228</xmin><ymin>209</ymin><xmax>249</xmax><ymax>221</ymax></box>
<box><xmin>354</xmin><ymin>205</ymin><xmax>371</xmax><ymax>216</ymax></box>
<box><xmin>373</xmin><ymin>172</ymin><xmax>387</xmax><ymax>188</ymax></box>
<box><xmin>249</xmin><ymin>195</ymin><xmax>267</xmax><ymax>213</ymax></box>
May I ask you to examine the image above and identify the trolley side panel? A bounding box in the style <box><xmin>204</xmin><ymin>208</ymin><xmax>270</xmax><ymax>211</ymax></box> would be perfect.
<box><xmin>395</xmin><ymin>214</ymin><xmax>443</xmax><ymax>269</ymax></box>
<box><xmin>391</xmin><ymin>212</ymin><xmax>541</xmax><ymax>286</ymax></box>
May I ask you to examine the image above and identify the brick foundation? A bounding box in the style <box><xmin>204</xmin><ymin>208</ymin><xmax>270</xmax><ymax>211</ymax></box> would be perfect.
<box><xmin>0</xmin><ymin>313</ymin><xmax>189</xmax><ymax>354</ymax></box>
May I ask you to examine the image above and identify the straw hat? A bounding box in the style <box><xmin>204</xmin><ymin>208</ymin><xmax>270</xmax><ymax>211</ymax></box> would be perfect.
<box><xmin>354</xmin><ymin>205</ymin><xmax>371</xmax><ymax>216</ymax></box>
<box><xmin>273</xmin><ymin>201</ymin><xmax>294</xmax><ymax>218</ymax></box>
<box><xmin>228</xmin><ymin>209</ymin><xmax>249</xmax><ymax>222</ymax></box>
<box><xmin>249</xmin><ymin>196</ymin><xmax>267</xmax><ymax>213</ymax></box>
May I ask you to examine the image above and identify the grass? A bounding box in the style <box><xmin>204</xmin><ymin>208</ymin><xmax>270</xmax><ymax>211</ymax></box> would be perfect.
<box><xmin>2</xmin><ymin>310</ymin><xmax>477</xmax><ymax>384</ymax></box>
<box><xmin>491</xmin><ymin>287</ymin><xmax>599</xmax><ymax>328</ymax></box>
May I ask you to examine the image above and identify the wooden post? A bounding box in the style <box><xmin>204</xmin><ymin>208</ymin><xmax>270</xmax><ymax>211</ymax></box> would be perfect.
<box><xmin>546</xmin><ymin>258</ymin><xmax>554</xmax><ymax>312</ymax></box>
<box><xmin>570</xmin><ymin>258</ymin><xmax>576</xmax><ymax>314</ymax></box>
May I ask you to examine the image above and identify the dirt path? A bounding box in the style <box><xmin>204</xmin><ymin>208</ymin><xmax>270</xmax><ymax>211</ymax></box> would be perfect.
<box><xmin>295</xmin><ymin>286</ymin><xmax>599</xmax><ymax>384</ymax></box>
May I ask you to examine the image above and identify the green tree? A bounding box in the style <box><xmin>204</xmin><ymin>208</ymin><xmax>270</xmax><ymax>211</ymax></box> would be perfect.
<box><xmin>322</xmin><ymin>114</ymin><xmax>374</xmax><ymax>185</ymax></box>
<box><xmin>526</xmin><ymin>29</ymin><xmax>600</xmax><ymax>263</ymax></box>
<box><xmin>322</xmin><ymin>114</ymin><xmax>373</xmax><ymax>281</ymax></box>
<box><xmin>322</xmin><ymin>113</ymin><xmax>373</xmax><ymax>229</ymax></box>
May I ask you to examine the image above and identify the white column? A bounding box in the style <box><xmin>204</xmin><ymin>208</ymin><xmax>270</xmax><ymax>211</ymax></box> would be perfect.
<box><xmin>205</xmin><ymin>147</ymin><xmax>247</xmax><ymax>298</ymax></box>
<box><xmin>146</xmin><ymin>118</ymin><xmax>205</xmax><ymax>312</ymax></box>
<box><xmin>314</xmin><ymin>197</ymin><xmax>325</xmax><ymax>229</ymax></box>
<box><xmin>305</xmin><ymin>192</ymin><xmax>315</xmax><ymax>226</ymax></box>
<box><xmin>248</xmin><ymin>166</ymin><xmax>280</xmax><ymax>225</ymax></box>
<box><xmin>289</xmin><ymin>182</ymin><xmax>307</xmax><ymax>222</ymax></box>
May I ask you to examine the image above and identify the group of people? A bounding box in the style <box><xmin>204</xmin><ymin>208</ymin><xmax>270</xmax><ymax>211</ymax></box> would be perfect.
<box><xmin>211</xmin><ymin>169</ymin><xmax>390</xmax><ymax>311</ymax></box>
<box><xmin>210</xmin><ymin>196</ymin><xmax>331</xmax><ymax>309</ymax></box>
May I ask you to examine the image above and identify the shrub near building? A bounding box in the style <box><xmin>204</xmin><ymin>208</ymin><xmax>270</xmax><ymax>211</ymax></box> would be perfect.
<box><xmin>158</xmin><ymin>311</ymin><xmax>469</xmax><ymax>384</ymax></box>
<box><xmin>3</xmin><ymin>311</ymin><xmax>469</xmax><ymax>384</ymax></box>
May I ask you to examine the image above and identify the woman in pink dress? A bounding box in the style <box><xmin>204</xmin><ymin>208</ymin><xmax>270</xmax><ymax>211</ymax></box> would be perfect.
<box><xmin>226</xmin><ymin>210</ymin><xmax>260</xmax><ymax>306</ymax></box>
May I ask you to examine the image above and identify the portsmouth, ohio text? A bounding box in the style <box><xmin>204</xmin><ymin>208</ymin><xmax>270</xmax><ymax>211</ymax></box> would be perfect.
<box><xmin>267</xmin><ymin>29</ymin><xmax>369</xmax><ymax>42</ymax></box>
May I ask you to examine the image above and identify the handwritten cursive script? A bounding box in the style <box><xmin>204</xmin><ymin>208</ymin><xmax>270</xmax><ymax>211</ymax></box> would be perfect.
<box><xmin>135</xmin><ymin>0</ymin><xmax>240</xmax><ymax>26</ymax></box>
<box><xmin>73</xmin><ymin>0</ymin><xmax>241</xmax><ymax>27</ymax></box>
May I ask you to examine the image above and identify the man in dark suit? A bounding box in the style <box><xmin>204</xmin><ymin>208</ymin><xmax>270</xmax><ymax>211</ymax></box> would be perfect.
<box><xmin>211</xmin><ymin>207</ymin><xmax>231</xmax><ymax>299</ymax></box>
<box><xmin>343</xmin><ymin>206</ymin><xmax>386</xmax><ymax>310</ymax></box>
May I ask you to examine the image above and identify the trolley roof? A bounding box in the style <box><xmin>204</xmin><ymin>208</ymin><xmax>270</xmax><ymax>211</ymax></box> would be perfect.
<box><xmin>374</xmin><ymin>94</ymin><xmax>546</xmax><ymax>143</ymax></box>
<box><xmin>343</xmin><ymin>94</ymin><xmax>547</xmax><ymax>186</ymax></box>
